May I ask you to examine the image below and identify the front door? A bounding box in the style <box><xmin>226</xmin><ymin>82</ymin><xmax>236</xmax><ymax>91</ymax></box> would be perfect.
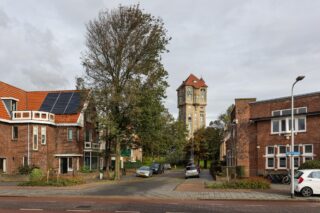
<box><xmin>60</xmin><ymin>158</ymin><xmax>68</xmax><ymax>174</ymax></box>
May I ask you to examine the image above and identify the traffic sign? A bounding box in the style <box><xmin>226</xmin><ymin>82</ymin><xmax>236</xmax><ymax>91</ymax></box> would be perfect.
<box><xmin>286</xmin><ymin>151</ymin><xmax>300</xmax><ymax>156</ymax></box>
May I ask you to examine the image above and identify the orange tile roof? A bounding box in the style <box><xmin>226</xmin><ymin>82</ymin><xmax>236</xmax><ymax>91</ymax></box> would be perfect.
<box><xmin>0</xmin><ymin>81</ymin><xmax>83</xmax><ymax>124</ymax></box>
<box><xmin>177</xmin><ymin>74</ymin><xmax>207</xmax><ymax>90</ymax></box>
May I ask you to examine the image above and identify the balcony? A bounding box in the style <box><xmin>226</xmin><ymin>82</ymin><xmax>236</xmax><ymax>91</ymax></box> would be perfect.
<box><xmin>84</xmin><ymin>141</ymin><xmax>100</xmax><ymax>150</ymax></box>
<box><xmin>12</xmin><ymin>111</ymin><xmax>55</xmax><ymax>122</ymax></box>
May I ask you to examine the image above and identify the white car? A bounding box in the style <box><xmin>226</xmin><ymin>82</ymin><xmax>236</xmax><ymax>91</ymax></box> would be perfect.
<box><xmin>294</xmin><ymin>169</ymin><xmax>320</xmax><ymax>197</ymax></box>
<box><xmin>185</xmin><ymin>165</ymin><xmax>199</xmax><ymax>179</ymax></box>
<box><xmin>136</xmin><ymin>166</ymin><xmax>153</xmax><ymax>178</ymax></box>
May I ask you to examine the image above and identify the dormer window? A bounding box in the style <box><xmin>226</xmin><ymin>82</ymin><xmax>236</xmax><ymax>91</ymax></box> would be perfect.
<box><xmin>1</xmin><ymin>97</ymin><xmax>19</xmax><ymax>117</ymax></box>
<box><xmin>11</xmin><ymin>100</ymin><xmax>17</xmax><ymax>111</ymax></box>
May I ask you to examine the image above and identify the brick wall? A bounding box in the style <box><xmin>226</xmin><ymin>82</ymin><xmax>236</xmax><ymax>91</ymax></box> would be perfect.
<box><xmin>251</xmin><ymin>93</ymin><xmax>320</xmax><ymax>175</ymax></box>
<box><xmin>233</xmin><ymin>99</ymin><xmax>256</xmax><ymax>177</ymax></box>
<box><xmin>0</xmin><ymin>122</ymin><xmax>88</xmax><ymax>174</ymax></box>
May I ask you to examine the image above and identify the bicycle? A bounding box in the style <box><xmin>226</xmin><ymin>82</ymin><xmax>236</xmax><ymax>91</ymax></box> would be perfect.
<box><xmin>282</xmin><ymin>173</ymin><xmax>291</xmax><ymax>184</ymax></box>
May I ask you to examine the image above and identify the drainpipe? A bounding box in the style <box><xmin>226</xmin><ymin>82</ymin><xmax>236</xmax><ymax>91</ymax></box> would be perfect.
<box><xmin>27</xmin><ymin>123</ymin><xmax>30</xmax><ymax>165</ymax></box>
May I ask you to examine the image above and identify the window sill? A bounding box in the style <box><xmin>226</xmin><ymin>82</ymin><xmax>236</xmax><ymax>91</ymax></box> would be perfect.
<box><xmin>271</xmin><ymin>131</ymin><xmax>307</xmax><ymax>135</ymax></box>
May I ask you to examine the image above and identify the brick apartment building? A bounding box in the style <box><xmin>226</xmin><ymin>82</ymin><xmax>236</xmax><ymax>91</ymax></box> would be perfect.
<box><xmin>222</xmin><ymin>92</ymin><xmax>320</xmax><ymax>177</ymax></box>
<box><xmin>0</xmin><ymin>81</ymin><xmax>100</xmax><ymax>175</ymax></box>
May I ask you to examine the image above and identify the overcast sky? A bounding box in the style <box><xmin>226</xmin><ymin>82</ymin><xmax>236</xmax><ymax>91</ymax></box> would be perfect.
<box><xmin>1</xmin><ymin>0</ymin><xmax>320</xmax><ymax>123</ymax></box>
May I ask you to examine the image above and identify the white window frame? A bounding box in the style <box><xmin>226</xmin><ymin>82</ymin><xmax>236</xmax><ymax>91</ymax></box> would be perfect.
<box><xmin>67</xmin><ymin>128</ymin><xmax>73</xmax><ymax>141</ymax></box>
<box><xmin>68</xmin><ymin>157</ymin><xmax>73</xmax><ymax>172</ymax></box>
<box><xmin>41</xmin><ymin>126</ymin><xmax>46</xmax><ymax>145</ymax></box>
<box><xmin>33</xmin><ymin>126</ymin><xmax>38</xmax><ymax>151</ymax></box>
<box><xmin>271</xmin><ymin>116</ymin><xmax>306</xmax><ymax>134</ymax></box>
<box><xmin>265</xmin><ymin>146</ymin><xmax>275</xmax><ymax>169</ymax></box>
<box><xmin>303</xmin><ymin>144</ymin><xmax>313</xmax><ymax>155</ymax></box>
<box><xmin>302</xmin><ymin>144</ymin><xmax>313</xmax><ymax>163</ymax></box>
<box><xmin>12</xmin><ymin>126</ymin><xmax>18</xmax><ymax>140</ymax></box>
<box><xmin>272</xmin><ymin>107</ymin><xmax>307</xmax><ymax>116</ymax></box>
<box><xmin>277</xmin><ymin>145</ymin><xmax>287</xmax><ymax>169</ymax></box>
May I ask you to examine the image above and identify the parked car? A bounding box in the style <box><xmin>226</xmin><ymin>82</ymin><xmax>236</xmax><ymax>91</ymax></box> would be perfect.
<box><xmin>186</xmin><ymin>163</ymin><xmax>200</xmax><ymax>173</ymax></box>
<box><xmin>185</xmin><ymin>165</ymin><xmax>200</xmax><ymax>179</ymax></box>
<box><xmin>136</xmin><ymin>166</ymin><xmax>153</xmax><ymax>178</ymax></box>
<box><xmin>294</xmin><ymin>169</ymin><xmax>320</xmax><ymax>197</ymax></box>
<box><xmin>151</xmin><ymin>162</ymin><xmax>164</xmax><ymax>174</ymax></box>
<box><xmin>164</xmin><ymin>163</ymin><xmax>172</xmax><ymax>170</ymax></box>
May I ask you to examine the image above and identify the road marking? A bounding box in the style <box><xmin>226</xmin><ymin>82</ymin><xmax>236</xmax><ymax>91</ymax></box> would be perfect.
<box><xmin>66</xmin><ymin>210</ymin><xmax>91</xmax><ymax>212</ymax></box>
<box><xmin>245</xmin><ymin>205</ymin><xmax>265</xmax><ymax>207</ymax></box>
<box><xmin>20</xmin><ymin>209</ymin><xmax>43</xmax><ymax>211</ymax></box>
<box><xmin>166</xmin><ymin>212</ymin><xmax>188</xmax><ymax>213</ymax></box>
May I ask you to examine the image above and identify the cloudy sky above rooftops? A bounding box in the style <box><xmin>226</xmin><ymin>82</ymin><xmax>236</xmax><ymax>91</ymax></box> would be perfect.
<box><xmin>1</xmin><ymin>0</ymin><xmax>320</xmax><ymax>123</ymax></box>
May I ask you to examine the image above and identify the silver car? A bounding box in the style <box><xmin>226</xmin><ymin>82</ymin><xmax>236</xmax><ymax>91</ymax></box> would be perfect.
<box><xmin>185</xmin><ymin>165</ymin><xmax>200</xmax><ymax>179</ymax></box>
<box><xmin>136</xmin><ymin>166</ymin><xmax>153</xmax><ymax>177</ymax></box>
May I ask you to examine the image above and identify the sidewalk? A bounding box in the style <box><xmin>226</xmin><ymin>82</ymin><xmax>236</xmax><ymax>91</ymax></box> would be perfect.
<box><xmin>0</xmin><ymin>171</ymin><xmax>319</xmax><ymax>201</ymax></box>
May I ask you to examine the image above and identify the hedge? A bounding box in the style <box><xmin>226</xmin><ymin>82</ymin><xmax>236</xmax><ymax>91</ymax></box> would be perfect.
<box><xmin>299</xmin><ymin>160</ymin><xmax>320</xmax><ymax>170</ymax></box>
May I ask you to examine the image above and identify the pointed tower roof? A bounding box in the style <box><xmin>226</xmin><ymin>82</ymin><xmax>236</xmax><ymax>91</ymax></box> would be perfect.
<box><xmin>177</xmin><ymin>74</ymin><xmax>207</xmax><ymax>90</ymax></box>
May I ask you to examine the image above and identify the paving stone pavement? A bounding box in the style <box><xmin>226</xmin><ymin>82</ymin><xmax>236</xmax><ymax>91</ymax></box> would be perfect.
<box><xmin>0</xmin><ymin>170</ymin><xmax>319</xmax><ymax>201</ymax></box>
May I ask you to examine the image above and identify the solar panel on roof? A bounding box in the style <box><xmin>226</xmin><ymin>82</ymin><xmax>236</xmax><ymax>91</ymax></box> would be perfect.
<box><xmin>64</xmin><ymin>92</ymin><xmax>81</xmax><ymax>114</ymax></box>
<box><xmin>39</xmin><ymin>93</ymin><xmax>59</xmax><ymax>112</ymax></box>
<box><xmin>51</xmin><ymin>92</ymin><xmax>73</xmax><ymax>114</ymax></box>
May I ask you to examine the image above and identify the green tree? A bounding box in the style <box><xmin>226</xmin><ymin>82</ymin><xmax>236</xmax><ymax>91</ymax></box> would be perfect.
<box><xmin>82</xmin><ymin>4</ymin><xmax>170</xmax><ymax>180</ymax></box>
<box><xmin>190</xmin><ymin>125</ymin><xmax>224</xmax><ymax>168</ymax></box>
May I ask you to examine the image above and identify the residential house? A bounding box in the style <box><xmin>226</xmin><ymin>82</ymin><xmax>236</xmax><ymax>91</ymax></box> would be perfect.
<box><xmin>222</xmin><ymin>93</ymin><xmax>320</xmax><ymax>177</ymax></box>
<box><xmin>0</xmin><ymin>81</ymin><xmax>100</xmax><ymax>174</ymax></box>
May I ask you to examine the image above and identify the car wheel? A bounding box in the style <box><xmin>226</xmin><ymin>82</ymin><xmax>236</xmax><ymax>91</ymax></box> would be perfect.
<box><xmin>185</xmin><ymin>177</ymin><xmax>188</xmax><ymax>179</ymax></box>
<box><xmin>301</xmin><ymin>187</ymin><xmax>313</xmax><ymax>197</ymax></box>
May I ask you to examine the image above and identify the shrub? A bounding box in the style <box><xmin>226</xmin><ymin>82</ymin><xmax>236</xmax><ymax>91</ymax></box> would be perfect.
<box><xmin>19</xmin><ymin>176</ymin><xmax>85</xmax><ymax>187</ymax></box>
<box><xmin>80</xmin><ymin>166</ymin><xmax>91</xmax><ymax>173</ymax></box>
<box><xmin>124</xmin><ymin>160</ymin><xmax>142</xmax><ymax>169</ymax></box>
<box><xmin>18</xmin><ymin>165</ymin><xmax>39</xmax><ymax>175</ymax></box>
<box><xmin>299</xmin><ymin>160</ymin><xmax>320</xmax><ymax>170</ymax></box>
<box><xmin>29</xmin><ymin>168</ymin><xmax>43</xmax><ymax>181</ymax></box>
<box><xmin>206</xmin><ymin>177</ymin><xmax>270</xmax><ymax>189</ymax></box>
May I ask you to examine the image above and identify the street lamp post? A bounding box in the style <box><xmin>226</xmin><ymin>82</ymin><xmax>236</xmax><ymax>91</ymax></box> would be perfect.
<box><xmin>290</xmin><ymin>75</ymin><xmax>305</xmax><ymax>198</ymax></box>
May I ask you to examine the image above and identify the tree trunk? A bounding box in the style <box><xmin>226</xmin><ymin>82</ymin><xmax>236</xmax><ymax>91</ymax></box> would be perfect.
<box><xmin>105</xmin><ymin>150</ymin><xmax>110</xmax><ymax>179</ymax></box>
<box><xmin>204</xmin><ymin>159</ymin><xmax>207</xmax><ymax>169</ymax></box>
<box><xmin>114</xmin><ymin>136</ymin><xmax>121</xmax><ymax>180</ymax></box>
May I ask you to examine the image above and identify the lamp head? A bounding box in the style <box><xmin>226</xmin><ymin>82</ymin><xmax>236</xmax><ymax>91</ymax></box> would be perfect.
<box><xmin>296</xmin><ymin>76</ymin><xmax>305</xmax><ymax>81</ymax></box>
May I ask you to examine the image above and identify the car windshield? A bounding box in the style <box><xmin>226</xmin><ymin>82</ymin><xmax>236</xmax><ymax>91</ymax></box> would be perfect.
<box><xmin>152</xmin><ymin>163</ymin><xmax>159</xmax><ymax>167</ymax></box>
<box><xmin>139</xmin><ymin>166</ymin><xmax>150</xmax><ymax>171</ymax></box>
<box><xmin>294</xmin><ymin>171</ymin><xmax>303</xmax><ymax>179</ymax></box>
<box><xmin>186</xmin><ymin>166</ymin><xmax>196</xmax><ymax>170</ymax></box>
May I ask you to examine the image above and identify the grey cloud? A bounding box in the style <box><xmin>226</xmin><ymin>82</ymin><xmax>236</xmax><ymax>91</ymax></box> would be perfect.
<box><xmin>1</xmin><ymin>0</ymin><xmax>320</xmax><ymax>124</ymax></box>
<box><xmin>21</xmin><ymin>67</ymin><xmax>69</xmax><ymax>90</ymax></box>
<box><xmin>0</xmin><ymin>8</ymin><xmax>10</xmax><ymax>28</ymax></box>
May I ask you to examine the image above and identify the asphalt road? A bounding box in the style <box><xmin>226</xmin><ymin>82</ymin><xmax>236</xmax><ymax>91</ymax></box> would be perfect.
<box><xmin>85</xmin><ymin>169</ymin><xmax>187</xmax><ymax>196</ymax></box>
<box><xmin>0</xmin><ymin>196</ymin><xmax>319</xmax><ymax>213</ymax></box>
